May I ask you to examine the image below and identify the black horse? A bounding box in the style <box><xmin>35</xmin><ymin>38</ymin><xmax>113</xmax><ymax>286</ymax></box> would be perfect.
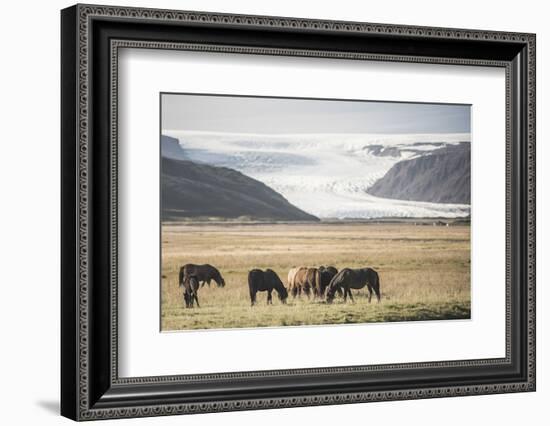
<box><xmin>179</xmin><ymin>263</ymin><xmax>225</xmax><ymax>288</ymax></box>
<box><xmin>248</xmin><ymin>269</ymin><xmax>288</xmax><ymax>306</ymax></box>
<box><xmin>326</xmin><ymin>268</ymin><xmax>381</xmax><ymax>304</ymax></box>
<box><xmin>181</xmin><ymin>275</ymin><xmax>200</xmax><ymax>308</ymax></box>
<box><xmin>318</xmin><ymin>266</ymin><xmax>339</xmax><ymax>297</ymax></box>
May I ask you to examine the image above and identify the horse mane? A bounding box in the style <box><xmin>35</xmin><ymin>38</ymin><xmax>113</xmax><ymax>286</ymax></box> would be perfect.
<box><xmin>266</xmin><ymin>269</ymin><xmax>288</xmax><ymax>298</ymax></box>
<box><xmin>326</xmin><ymin>268</ymin><xmax>349</xmax><ymax>295</ymax></box>
<box><xmin>265</xmin><ymin>269</ymin><xmax>281</xmax><ymax>287</ymax></box>
<box><xmin>210</xmin><ymin>266</ymin><xmax>224</xmax><ymax>286</ymax></box>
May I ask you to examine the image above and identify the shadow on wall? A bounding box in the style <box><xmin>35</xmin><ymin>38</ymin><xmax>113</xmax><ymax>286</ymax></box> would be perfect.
<box><xmin>35</xmin><ymin>400</ymin><xmax>59</xmax><ymax>416</ymax></box>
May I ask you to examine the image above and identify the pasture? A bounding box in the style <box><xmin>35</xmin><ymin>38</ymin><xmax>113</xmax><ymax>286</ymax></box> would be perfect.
<box><xmin>161</xmin><ymin>222</ymin><xmax>471</xmax><ymax>331</ymax></box>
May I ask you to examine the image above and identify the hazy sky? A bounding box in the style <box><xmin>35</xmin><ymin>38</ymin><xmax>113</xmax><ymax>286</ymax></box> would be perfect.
<box><xmin>162</xmin><ymin>93</ymin><xmax>471</xmax><ymax>134</ymax></box>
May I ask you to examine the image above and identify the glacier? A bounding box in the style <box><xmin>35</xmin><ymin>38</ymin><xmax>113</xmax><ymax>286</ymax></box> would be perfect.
<box><xmin>162</xmin><ymin>130</ymin><xmax>471</xmax><ymax>219</ymax></box>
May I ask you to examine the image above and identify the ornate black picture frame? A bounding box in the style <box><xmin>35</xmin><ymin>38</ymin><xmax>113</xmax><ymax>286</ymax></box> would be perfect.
<box><xmin>61</xmin><ymin>4</ymin><xmax>536</xmax><ymax>421</ymax></box>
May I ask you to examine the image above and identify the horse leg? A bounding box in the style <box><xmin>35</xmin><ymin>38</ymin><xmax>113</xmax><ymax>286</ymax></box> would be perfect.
<box><xmin>367</xmin><ymin>285</ymin><xmax>373</xmax><ymax>303</ymax></box>
<box><xmin>250</xmin><ymin>290</ymin><xmax>256</xmax><ymax>307</ymax></box>
<box><xmin>267</xmin><ymin>290</ymin><xmax>273</xmax><ymax>305</ymax></box>
<box><xmin>347</xmin><ymin>288</ymin><xmax>355</xmax><ymax>303</ymax></box>
<box><xmin>194</xmin><ymin>293</ymin><xmax>200</xmax><ymax>308</ymax></box>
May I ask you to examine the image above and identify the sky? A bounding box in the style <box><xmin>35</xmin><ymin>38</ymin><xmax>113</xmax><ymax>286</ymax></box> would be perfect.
<box><xmin>162</xmin><ymin>93</ymin><xmax>471</xmax><ymax>135</ymax></box>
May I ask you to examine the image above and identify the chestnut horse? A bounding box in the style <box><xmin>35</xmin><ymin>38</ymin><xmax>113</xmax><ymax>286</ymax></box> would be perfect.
<box><xmin>289</xmin><ymin>267</ymin><xmax>321</xmax><ymax>298</ymax></box>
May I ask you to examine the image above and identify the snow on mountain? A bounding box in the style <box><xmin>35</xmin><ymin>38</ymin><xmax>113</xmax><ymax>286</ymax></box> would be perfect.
<box><xmin>162</xmin><ymin>130</ymin><xmax>471</xmax><ymax>219</ymax></box>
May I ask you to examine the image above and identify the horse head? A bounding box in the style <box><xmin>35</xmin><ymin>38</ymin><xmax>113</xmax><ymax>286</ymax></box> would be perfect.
<box><xmin>325</xmin><ymin>285</ymin><xmax>337</xmax><ymax>304</ymax></box>
<box><xmin>278</xmin><ymin>286</ymin><xmax>289</xmax><ymax>304</ymax></box>
<box><xmin>215</xmin><ymin>275</ymin><xmax>226</xmax><ymax>288</ymax></box>
<box><xmin>183</xmin><ymin>291</ymin><xmax>191</xmax><ymax>308</ymax></box>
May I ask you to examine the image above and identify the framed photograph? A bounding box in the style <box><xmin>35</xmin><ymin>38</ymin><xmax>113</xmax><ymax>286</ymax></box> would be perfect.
<box><xmin>61</xmin><ymin>4</ymin><xmax>536</xmax><ymax>421</ymax></box>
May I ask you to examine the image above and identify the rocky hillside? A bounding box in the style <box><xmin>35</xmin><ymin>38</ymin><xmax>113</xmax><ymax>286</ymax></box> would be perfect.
<box><xmin>161</xmin><ymin>134</ymin><xmax>187</xmax><ymax>161</ymax></box>
<box><xmin>367</xmin><ymin>143</ymin><xmax>470</xmax><ymax>204</ymax></box>
<box><xmin>161</xmin><ymin>135</ymin><xmax>319</xmax><ymax>221</ymax></box>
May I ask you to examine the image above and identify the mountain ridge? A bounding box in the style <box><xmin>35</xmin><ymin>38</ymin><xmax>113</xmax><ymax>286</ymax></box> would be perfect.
<box><xmin>161</xmin><ymin>135</ymin><xmax>319</xmax><ymax>222</ymax></box>
<box><xmin>367</xmin><ymin>143</ymin><xmax>470</xmax><ymax>204</ymax></box>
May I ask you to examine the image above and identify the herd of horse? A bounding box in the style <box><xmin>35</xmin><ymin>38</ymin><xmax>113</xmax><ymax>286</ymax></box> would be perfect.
<box><xmin>178</xmin><ymin>263</ymin><xmax>381</xmax><ymax>308</ymax></box>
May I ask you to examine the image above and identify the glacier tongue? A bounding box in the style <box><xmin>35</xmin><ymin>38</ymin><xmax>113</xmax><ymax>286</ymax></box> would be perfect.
<box><xmin>163</xmin><ymin>131</ymin><xmax>471</xmax><ymax>219</ymax></box>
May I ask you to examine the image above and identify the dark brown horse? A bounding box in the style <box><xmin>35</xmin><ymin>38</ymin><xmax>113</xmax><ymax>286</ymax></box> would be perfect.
<box><xmin>318</xmin><ymin>266</ymin><xmax>339</xmax><ymax>297</ymax></box>
<box><xmin>179</xmin><ymin>264</ymin><xmax>225</xmax><ymax>288</ymax></box>
<box><xmin>326</xmin><ymin>268</ymin><xmax>381</xmax><ymax>304</ymax></box>
<box><xmin>248</xmin><ymin>269</ymin><xmax>288</xmax><ymax>306</ymax></box>
<box><xmin>291</xmin><ymin>267</ymin><xmax>321</xmax><ymax>298</ymax></box>
<box><xmin>181</xmin><ymin>275</ymin><xmax>200</xmax><ymax>308</ymax></box>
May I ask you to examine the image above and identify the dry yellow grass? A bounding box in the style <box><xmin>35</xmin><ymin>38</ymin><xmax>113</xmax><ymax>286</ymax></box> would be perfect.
<box><xmin>161</xmin><ymin>222</ymin><xmax>470</xmax><ymax>331</ymax></box>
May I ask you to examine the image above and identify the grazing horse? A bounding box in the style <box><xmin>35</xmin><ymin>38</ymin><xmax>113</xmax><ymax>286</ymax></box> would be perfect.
<box><xmin>248</xmin><ymin>269</ymin><xmax>288</xmax><ymax>306</ymax></box>
<box><xmin>326</xmin><ymin>268</ymin><xmax>381</xmax><ymax>304</ymax></box>
<box><xmin>318</xmin><ymin>266</ymin><xmax>339</xmax><ymax>297</ymax></box>
<box><xmin>287</xmin><ymin>266</ymin><xmax>304</xmax><ymax>297</ymax></box>
<box><xmin>287</xmin><ymin>267</ymin><xmax>305</xmax><ymax>291</ymax></box>
<box><xmin>291</xmin><ymin>267</ymin><xmax>321</xmax><ymax>298</ymax></box>
<box><xmin>181</xmin><ymin>275</ymin><xmax>200</xmax><ymax>308</ymax></box>
<box><xmin>179</xmin><ymin>264</ymin><xmax>225</xmax><ymax>288</ymax></box>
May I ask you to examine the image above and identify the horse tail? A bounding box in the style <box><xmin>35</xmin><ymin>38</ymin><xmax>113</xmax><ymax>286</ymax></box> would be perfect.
<box><xmin>248</xmin><ymin>270</ymin><xmax>260</xmax><ymax>305</ymax></box>
<box><xmin>315</xmin><ymin>268</ymin><xmax>321</xmax><ymax>297</ymax></box>
<box><xmin>373</xmin><ymin>270</ymin><xmax>381</xmax><ymax>302</ymax></box>
<box><xmin>287</xmin><ymin>268</ymin><xmax>295</xmax><ymax>289</ymax></box>
<box><xmin>178</xmin><ymin>266</ymin><xmax>185</xmax><ymax>287</ymax></box>
<box><xmin>247</xmin><ymin>270</ymin><xmax>253</xmax><ymax>290</ymax></box>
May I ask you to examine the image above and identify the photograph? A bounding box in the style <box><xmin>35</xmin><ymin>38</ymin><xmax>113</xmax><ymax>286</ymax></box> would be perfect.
<box><xmin>57</xmin><ymin>3</ymin><xmax>537</xmax><ymax>420</ymax></box>
<box><xmin>160</xmin><ymin>94</ymin><xmax>472</xmax><ymax>331</ymax></box>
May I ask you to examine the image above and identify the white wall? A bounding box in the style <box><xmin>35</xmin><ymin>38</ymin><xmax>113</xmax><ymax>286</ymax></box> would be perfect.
<box><xmin>0</xmin><ymin>0</ymin><xmax>546</xmax><ymax>424</ymax></box>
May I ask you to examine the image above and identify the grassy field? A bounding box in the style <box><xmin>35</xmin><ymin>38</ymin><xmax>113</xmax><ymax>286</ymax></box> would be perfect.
<box><xmin>161</xmin><ymin>222</ymin><xmax>471</xmax><ymax>331</ymax></box>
